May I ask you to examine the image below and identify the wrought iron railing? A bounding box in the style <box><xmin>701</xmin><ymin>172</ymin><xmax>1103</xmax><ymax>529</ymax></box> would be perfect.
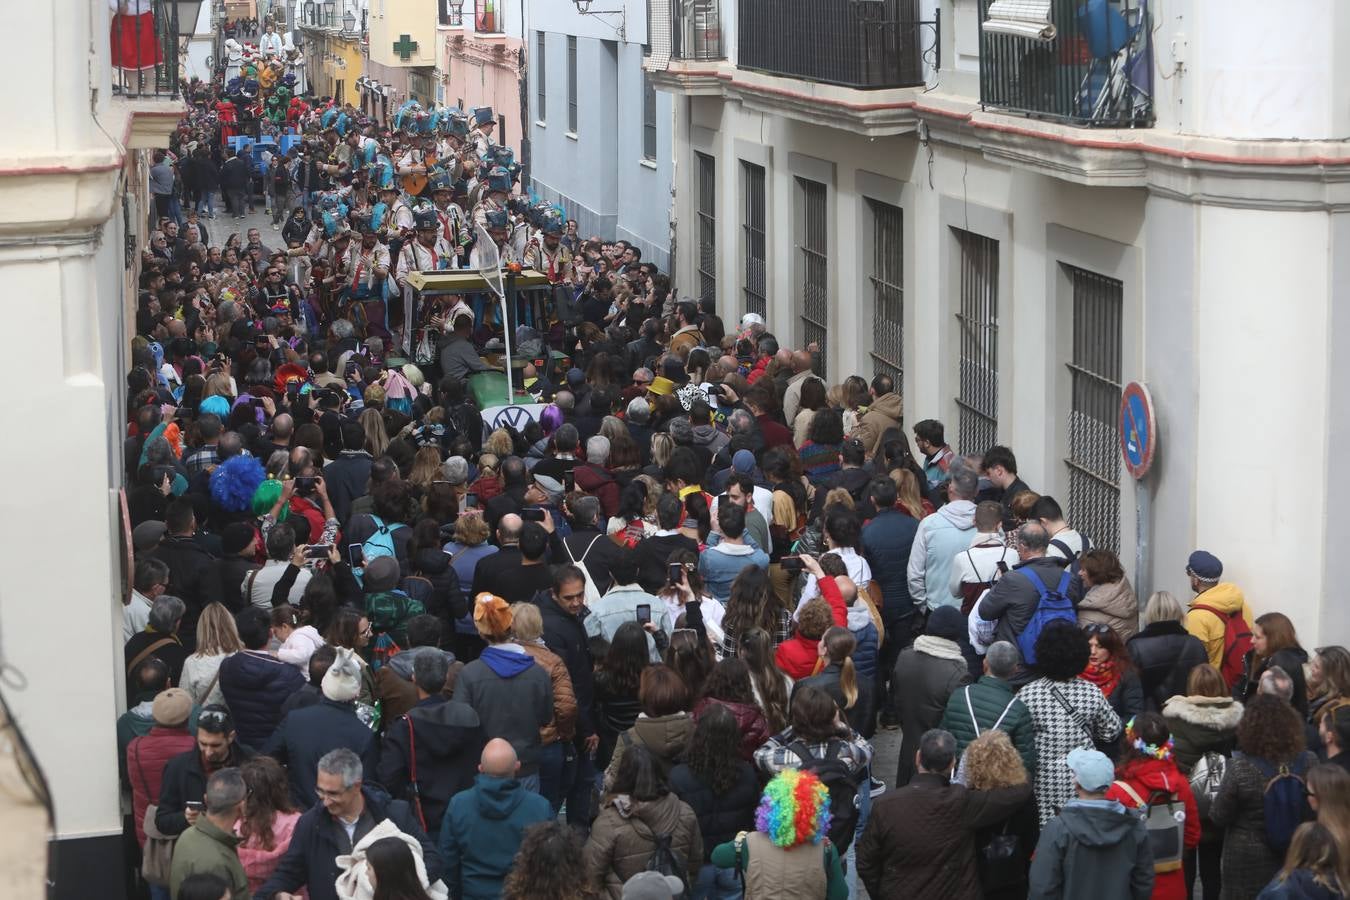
<box><xmin>670</xmin><ymin>0</ymin><xmax>723</xmax><ymax>60</ymax></box>
<box><xmin>111</xmin><ymin>0</ymin><xmax>183</xmax><ymax>99</ymax></box>
<box><xmin>737</xmin><ymin>0</ymin><xmax>923</xmax><ymax>89</ymax></box>
<box><xmin>978</xmin><ymin>0</ymin><xmax>1153</xmax><ymax>127</ymax></box>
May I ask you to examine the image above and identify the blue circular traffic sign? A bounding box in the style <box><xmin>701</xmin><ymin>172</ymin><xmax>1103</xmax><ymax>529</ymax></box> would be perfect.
<box><xmin>1119</xmin><ymin>382</ymin><xmax>1156</xmax><ymax>479</ymax></box>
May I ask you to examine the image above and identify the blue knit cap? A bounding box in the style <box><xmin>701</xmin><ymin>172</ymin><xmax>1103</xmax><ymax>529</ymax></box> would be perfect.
<box><xmin>1186</xmin><ymin>550</ymin><xmax>1222</xmax><ymax>582</ymax></box>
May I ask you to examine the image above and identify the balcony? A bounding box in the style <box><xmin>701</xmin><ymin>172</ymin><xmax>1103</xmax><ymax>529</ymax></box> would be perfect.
<box><xmin>978</xmin><ymin>0</ymin><xmax>1153</xmax><ymax>127</ymax></box>
<box><xmin>110</xmin><ymin>0</ymin><xmax>184</xmax><ymax>99</ymax></box>
<box><xmin>737</xmin><ymin>0</ymin><xmax>923</xmax><ymax>89</ymax></box>
<box><xmin>665</xmin><ymin>0</ymin><xmax>723</xmax><ymax>60</ymax></box>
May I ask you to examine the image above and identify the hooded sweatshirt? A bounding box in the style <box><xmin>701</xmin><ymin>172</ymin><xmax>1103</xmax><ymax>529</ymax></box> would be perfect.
<box><xmin>452</xmin><ymin>644</ymin><xmax>553</xmax><ymax>775</ymax></box>
<box><xmin>438</xmin><ymin>773</ymin><xmax>552</xmax><ymax>900</ymax></box>
<box><xmin>1027</xmin><ymin>799</ymin><xmax>1154</xmax><ymax>900</ymax></box>
<box><xmin>907</xmin><ymin>500</ymin><xmax>977</xmax><ymax>610</ymax></box>
<box><xmin>1182</xmin><ymin>583</ymin><xmax>1253</xmax><ymax>670</ymax></box>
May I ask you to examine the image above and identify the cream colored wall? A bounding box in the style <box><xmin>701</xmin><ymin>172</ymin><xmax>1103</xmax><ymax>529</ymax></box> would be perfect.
<box><xmin>367</xmin><ymin>0</ymin><xmax>438</xmax><ymax>69</ymax></box>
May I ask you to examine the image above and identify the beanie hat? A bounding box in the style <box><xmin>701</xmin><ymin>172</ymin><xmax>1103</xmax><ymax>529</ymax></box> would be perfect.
<box><xmin>926</xmin><ymin>605</ymin><xmax>967</xmax><ymax>643</ymax></box>
<box><xmin>1186</xmin><ymin>550</ymin><xmax>1222</xmax><ymax>582</ymax></box>
<box><xmin>732</xmin><ymin>449</ymin><xmax>757</xmax><ymax>474</ymax></box>
<box><xmin>152</xmin><ymin>688</ymin><xmax>193</xmax><ymax>727</ymax></box>
<box><xmin>473</xmin><ymin>592</ymin><xmax>514</xmax><ymax>639</ymax></box>
<box><xmin>621</xmin><ymin>872</ymin><xmax>684</xmax><ymax>900</ymax></box>
<box><xmin>321</xmin><ymin>647</ymin><xmax>363</xmax><ymax>703</ymax></box>
<box><xmin>363</xmin><ymin>555</ymin><xmax>401</xmax><ymax>592</ymax></box>
<box><xmin>222</xmin><ymin>521</ymin><xmax>256</xmax><ymax>555</ymax></box>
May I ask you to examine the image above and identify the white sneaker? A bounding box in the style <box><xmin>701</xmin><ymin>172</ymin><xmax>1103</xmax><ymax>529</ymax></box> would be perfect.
<box><xmin>272</xmin><ymin>224</ymin><xmax>279</xmax><ymax>230</ymax></box>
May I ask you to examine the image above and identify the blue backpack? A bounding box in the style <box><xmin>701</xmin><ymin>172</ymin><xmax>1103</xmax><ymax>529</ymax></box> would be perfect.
<box><xmin>1016</xmin><ymin>568</ymin><xmax>1076</xmax><ymax>665</ymax></box>
<box><xmin>353</xmin><ymin>515</ymin><xmax>406</xmax><ymax>586</ymax></box>
<box><xmin>1241</xmin><ymin>752</ymin><xmax>1314</xmax><ymax>854</ymax></box>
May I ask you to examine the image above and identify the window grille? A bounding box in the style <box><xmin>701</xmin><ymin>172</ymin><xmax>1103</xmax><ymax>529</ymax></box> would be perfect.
<box><xmin>867</xmin><ymin>199</ymin><xmax>903</xmax><ymax>382</ymax></box>
<box><xmin>797</xmin><ymin>177</ymin><xmax>828</xmax><ymax>371</ymax></box>
<box><xmin>1065</xmin><ymin>265</ymin><xmax>1123</xmax><ymax>553</ymax></box>
<box><xmin>742</xmin><ymin>161</ymin><xmax>767</xmax><ymax>319</ymax></box>
<box><xmin>696</xmin><ymin>152</ymin><xmax>716</xmax><ymax>305</ymax></box>
<box><xmin>954</xmin><ymin>228</ymin><xmax>999</xmax><ymax>455</ymax></box>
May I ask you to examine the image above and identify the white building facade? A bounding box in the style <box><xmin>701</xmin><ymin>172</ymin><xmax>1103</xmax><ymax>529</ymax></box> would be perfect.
<box><xmin>652</xmin><ymin>0</ymin><xmax>1350</xmax><ymax>645</ymax></box>
<box><xmin>527</xmin><ymin>0</ymin><xmax>674</xmax><ymax>269</ymax></box>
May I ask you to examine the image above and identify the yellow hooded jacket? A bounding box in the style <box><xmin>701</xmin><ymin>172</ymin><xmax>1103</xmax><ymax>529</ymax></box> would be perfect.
<box><xmin>1184</xmin><ymin>583</ymin><xmax>1253</xmax><ymax>669</ymax></box>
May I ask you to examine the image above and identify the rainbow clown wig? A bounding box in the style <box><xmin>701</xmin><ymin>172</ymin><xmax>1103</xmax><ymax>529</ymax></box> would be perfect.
<box><xmin>754</xmin><ymin>769</ymin><xmax>832</xmax><ymax>849</ymax></box>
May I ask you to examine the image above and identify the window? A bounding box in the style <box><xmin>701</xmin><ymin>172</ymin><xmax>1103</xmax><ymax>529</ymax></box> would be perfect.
<box><xmin>567</xmin><ymin>36</ymin><xmax>578</xmax><ymax>133</ymax></box>
<box><xmin>741</xmin><ymin>162</ymin><xmax>767</xmax><ymax>320</ymax></box>
<box><xmin>474</xmin><ymin>0</ymin><xmax>499</xmax><ymax>32</ymax></box>
<box><xmin>642</xmin><ymin>75</ymin><xmax>658</xmax><ymax>161</ymax></box>
<box><xmin>797</xmin><ymin>177</ymin><xmax>828</xmax><ymax>372</ymax></box>
<box><xmin>536</xmin><ymin>32</ymin><xmax>546</xmax><ymax>123</ymax></box>
<box><xmin>440</xmin><ymin>0</ymin><xmax>463</xmax><ymax>26</ymax></box>
<box><xmin>867</xmin><ymin>200</ymin><xmax>903</xmax><ymax>382</ymax></box>
<box><xmin>335</xmin><ymin>79</ymin><xmax>344</xmax><ymax>104</ymax></box>
<box><xmin>1065</xmin><ymin>265</ymin><xmax>1124</xmax><ymax>553</ymax></box>
<box><xmin>954</xmin><ymin>228</ymin><xmax>999</xmax><ymax>455</ymax></box>
<box><xmin>498</xmin><ymin>113</ymin><xmax>507</xmax><ymax>148</ymax></box>
<box><xmin>696</xmin><ymin>152</ymin><xmax>716</xmax><ymax>305</ymax></box>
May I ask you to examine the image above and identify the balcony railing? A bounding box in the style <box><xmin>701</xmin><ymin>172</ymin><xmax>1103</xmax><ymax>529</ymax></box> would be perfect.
<box><xmin>979</xmin><ymin>0</ymin><xmax>1153</xmax><ymax>127</ymax></box>
<box><xmin>737</xmin><ymin>0</ymin><xmax>923</xmax><ymax>89</ymax></box>
<box><xmin>111</xmin><ymin>0</ymin><xmax>182</xmax><ymax>99</ymax></box>
<box><xmin>669</xmin><ymin>0</ymin><xmax>723</xmax><ymax>60</ymax></box>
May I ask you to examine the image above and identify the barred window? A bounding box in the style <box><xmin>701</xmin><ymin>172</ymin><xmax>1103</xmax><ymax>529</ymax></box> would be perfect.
<box><xmin>867</xmin><ymin>199</ymin><xmax>902</xmax><ymax>382</ymax></box>
<box><xmin>954</xmin><ymin>228</ymin><xmax>999</xmax><ymax>455</ymax></box>
<box><xmin>567</xmin><ymin>36</ymin><xmax>578</xmax><ymax>133</ymax></box>
<box><xmin>642</xmin><ymin>75</ymin><xmax>657</xmax><ymax>160</ymax></box>
<box><xmin>1064</xmin><ymin>265</ymin><xmax>1123</xmax><ymax>553</ymax></box>
<box><xmin>742</xmin><ymin>161</ymin><xmax>767</xmax><ymax>319</ymax></box>
<box><xmin>696</xmin><ymin>152</ymin><xmax>716</xmax><ymax>305</ymax></box>
<box><xmin>797</xmin><ymin>178</ymin><xmax>828</xmax><ymax>372</ymax></box>
<box><xmin>535</xmin><ymin>32</ymin><xmax>546</xmax><ymax>122</ymax></box>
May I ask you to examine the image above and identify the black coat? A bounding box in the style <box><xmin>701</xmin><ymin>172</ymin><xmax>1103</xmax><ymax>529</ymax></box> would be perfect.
<box><xmin>633</xmin><ymin>533</ymin><xmax>700</xmax><ymax>595</ymax></box>
<box><xmin>147</xmin><ymin>535</ymin><xmax>217</xmax><ymax>645</ymax></box>
<box><xmin>254</xmin><ymin>785</ymin><xmax>443</xmax><ymax>900</ymax></box>
<box><xmin>532</xmin><ymin>589</ymin><xmax>596</xmax><ymax>739</ymax></box>
<box><xmin>323</xmin><ymin>451</ymin><xmax>373</xmax><ymax>526</ymax></box>
<box><xmin>668</xmin><ymin>760</ymin><xmax>760</xmax><ymax>861</ymax></box>
<box><xmin>562</xmin><ymin>528</ymin><xmax>630</xmax><ymax>595</ymax></box>
<box><xmin>263</xmin><ymin>698</ymin><xmax>380</xmax><ymax>809</ymax></box>
<box><xmin>200</xmin><ymin>556</ymin><xmax>259</xmax><ymax>613</ymax></box>
<box><xmin>401</xmin><ymin>565</ymin><xmax>468</xmax><ymax>638</ymax></box>
<box><xmin>156</xmin><ymin>742</ymin><xmax>254</xmax><ymax>836</ymax></box>
<box><xmin>1126</xmin><ymin>621</ymin><xmax>1208</xmax><ymax>712</ymax></box>
<box><xmin>377</xmin><ymin>696</ymin><xmax>485</xmax><ymax>838</ymax></box>
<box><xmin>471</xmin><ymin>548</ymin><xmax>554</xmax><ymax>606</ymax></box>
<box><xmin>218</xmin><ymin>650</ymin><xmax>306</xmax><ymax>751</ymax></box>
<box><xmin>124</xmin><ymin>632</ymin><xmax>188</xmax><ymax>703</ymax></box>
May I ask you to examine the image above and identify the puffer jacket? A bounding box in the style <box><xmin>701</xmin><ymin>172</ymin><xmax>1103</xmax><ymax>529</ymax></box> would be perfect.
<box><xmin>520</xmin><ymin>640</ymin><xmax>579</xmax><ymax>744</ymax></box>
<box><xmin>862</xmin><ymin>507</ymin><xmax>921</xmax><ymax>625</ymax></box>
<box><xmin>401</xmin><ymin>559</ymin><xmax>468</xmax><ymax>633</ymax></box>
<box><xmin>126</xmin><ymin>726</ymin><xmax>198</xmax><ymax>846</ymax></box>
<box><xmin>691</xmin><ymin>698</ymin><xmax>769</xmax><ymax>762</ymax></box>
<box><xmin>218</xmin><ymin>649</ymin><xmax>306</xmax><ymax>750</ymax></box>
<box><xmin>668</xmin><ymin>759</ymin><xmax>759</xmax><ymax>861</ymax></box>
<box><xmin>894</xmin><ymin>636</ymin><xmax>972</xmax><ymax>784</ymax></box>
<box><xmin>583</xmin><ymin>792</ymin><xmax>703</xmax><ymax>899</ymax></box>
<box><xmin>1127</xmin><ymin>621</ymin><xmax>1208</xmax><ymax>712</ymax></box>
<box><xmin>263</xmin><ymin>698</ymin><xmax>380</xmax><ymax>809</ymax></box>
<box><xmin>235</xmin><ymin>809</ymin><xmax>302</xmax><ymax>894</ymax></box>
<box><xmin>1182</xmin><ymin>583</ymin><xmax>1253</xmax><ymax>671</ymax></box>
<box><xmin>606</xmin><ymin>712</ymin><xmax>695</xmax><ymax>785</ymax></box>
<box><xmin>1077</xmin><ymin>576</ymin><xmax>1139</xmax><ymax>640</ymax></box>
<box><xmin>845</xmin><ymin>602</ymin><xmax>880</xmax><ymax>678</ymax></box>
<box><xmin>1161</xmin><ymin>694</ymin><xmax>1243</xmax><ymax>774</ymax></box>
<box><xmin>939</xmin><ymin>675</ymin><xmax>1037</xmax><ymax>777</ymax></box>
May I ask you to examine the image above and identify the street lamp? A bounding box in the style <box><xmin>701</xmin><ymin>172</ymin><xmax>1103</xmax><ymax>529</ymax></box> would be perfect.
<box><xmin>343</xmin><ymin>8</ymin><xmax>356</xmax><ymax>33</ymax></box>
<box><xmin>170</xmin><ymin>0</ymin><xmax>205</xmax><ymax>38</ymax></box>
<box><xmin>323</xmin><ymin>0</ymin><xmax>335</xmax><ymax>26</ymax></box>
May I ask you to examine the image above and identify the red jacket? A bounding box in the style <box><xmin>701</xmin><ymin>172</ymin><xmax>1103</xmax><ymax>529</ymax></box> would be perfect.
<box><xmin>1105</xmin><ymin>756</ymin><xmax>1201</xmax><ymax>900</ymax></box>
<box><xmin>126</xmin><ymin>726</ymin><xmax>198</xmax><ymax>846</ymax></box>
<box><xmin>693</xmin><ymin>697</ymin><xmax>770</xmax><ymax>762</ymax></box>
<box><xmin>574</xmin><ymin>464</ymin><xmax>620</xmax><ymax>519</ymax></box>
<box><xmin>774</xmin><ymin>576</ymin><xmax>848</xmax><ymax>680</ymax></box>
<box><xmin>746</xmin><ymin>356</ymin><xmax>772</xmax><ymax>384</ymax></box>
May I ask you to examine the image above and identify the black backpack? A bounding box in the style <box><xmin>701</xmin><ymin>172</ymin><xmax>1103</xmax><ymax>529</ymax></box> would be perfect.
<box><xmin>788</xmin><ymin>740</ymin><xmax>862</xmax><ymax>853</ymax></box>
<box><xmin>638</xmin><ymin>822</ymin><xmax>689</xmax><ymax>894</ymax></box>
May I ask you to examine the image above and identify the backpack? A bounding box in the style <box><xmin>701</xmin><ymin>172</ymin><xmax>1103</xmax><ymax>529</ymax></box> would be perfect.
<box><xmin>959</xmin><ymin>544</ymin><xmax>1011</xmax><ymax>616</ymax></box>
<box><xmin>1189</xmin><ymin>751</ymin><xmax>1226</xmax><ymax>820</ymax></box>
<box><xmin>637</xmin><ymin>821</ymin><xmax>689</xmax><ymax>895</ymax></box>
<box><xmin>1241</xmin><ymin>752</ymin><xmax>1314</xmax><ymax>854</ymax></box>
<box><xmin>788</xmin><ymin>740</ymin><xmax>861</xmax><ymax>853</ymax></box>
<box><xmin>1191</xmin><ymin>603</ymin><xmax>1253</xmax><ymax>690</ymax></box>
<box><xmin>354</xmin><ymin>515</ymin><xmax>406</xmax><ymax>586</ymax></box>
<box><xmin>1015</xmin><ymin>568</ymin><xmax>1077</xmax><ymax>666</ymax></box>
<box><xmin>563</xmin><ymin>534</ymin><xmax>604</xmax><ymax>608</ymax></box>
<box><xmin>1113</xmin><ymin>780</ymin><xmax>1185</xmax><ymax>873</ymax></box>
<box><xmin>1049</xmin><ymin>533</ymin><xmax>1091</xmax><ymax>577</ymax></box>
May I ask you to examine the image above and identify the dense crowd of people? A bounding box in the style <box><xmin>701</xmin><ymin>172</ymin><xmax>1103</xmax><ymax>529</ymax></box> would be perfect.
<box><xmin>119</xmin><ymin>30</ymin><xmax>1350</xmax><ymax>900</ymax></box>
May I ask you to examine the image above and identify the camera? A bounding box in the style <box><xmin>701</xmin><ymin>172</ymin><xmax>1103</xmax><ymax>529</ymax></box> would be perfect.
<box><xmin>781</xmin><ymin>556</ymin><xmax>806</xmax><ymax>574</ymax></box>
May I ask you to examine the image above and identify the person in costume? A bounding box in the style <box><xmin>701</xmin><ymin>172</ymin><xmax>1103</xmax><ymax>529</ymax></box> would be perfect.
<box><xmin>469</xmin><ymin>106</ymin><xmax>496</xmax><ymax>158</ymax></box>
<box><xmin>223</xmin><ymin>37</ymin><xmax>244</xmax><ymax>84</ymax></box>
<box><xmin>343</xmin><ymin>212</ymin><xmax>392</xmax><ymax>339</ymax></box>
<box><xmin>523</xmin><ymin>207</ymin><xmax>573</xmax><ymax>284</ymax></box>
<box><xmin>395</xmin><ymin>205</ymin><xmax>453</xmax><ymax>294</ymax></box>
<box><xmin>283</xmin><ymin>36</ymin><xmax>306</xmax><ymax>95</ymax></box>
<box><xmin>430</xmin><ymin>172</ymin><xmax>472</xmax><ymax>265</ymax></box>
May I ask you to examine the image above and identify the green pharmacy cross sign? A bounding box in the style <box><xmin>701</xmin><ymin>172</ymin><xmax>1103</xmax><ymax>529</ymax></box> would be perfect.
<box><xmin>393</xmin><ymin>34</ymin><xmax>419</xmax><ymax>60</ymax></box>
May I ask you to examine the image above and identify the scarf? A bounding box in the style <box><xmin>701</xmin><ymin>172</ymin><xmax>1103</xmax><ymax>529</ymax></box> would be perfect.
<box><xmin>1081</xmin><ymin>659</ymin><xmax>1121</xmax><ymax>699</ymax></box>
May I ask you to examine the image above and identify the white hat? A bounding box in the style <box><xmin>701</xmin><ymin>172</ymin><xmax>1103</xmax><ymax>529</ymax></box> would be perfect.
<box><xmin>322</xmin><ymin>647</ymin><xmax>363</xmax><ymax>703</ymax></box>
<box><xmin>740</xmin><ymin>312</ymin><xmax>765</xmax><ymax>327</ymax></box>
